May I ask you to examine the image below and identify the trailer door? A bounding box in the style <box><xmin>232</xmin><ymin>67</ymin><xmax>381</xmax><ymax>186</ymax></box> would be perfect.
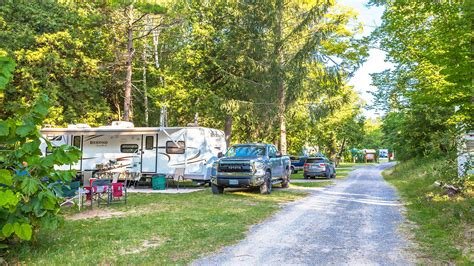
<box><xmin>71</xmin><ymin>135</ymin><xmax>82</xmax><ymax>170</ymax></box>
<box><xmin>141</xmin><ymin>135</ymin><xmax>157</xmax><ymax>173</ymax></box>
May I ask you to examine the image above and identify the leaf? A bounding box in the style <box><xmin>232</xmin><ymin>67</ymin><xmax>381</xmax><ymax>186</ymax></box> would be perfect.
<box><xmin>40</xmin><ymin>191</ymin><xmax>57</xmax><ymax>210</ymax></box>
<box><xmin>0</xmin><ymin>120</ymin><xmax>9</xmax><ymax>136</ymax></box>
<box><xmin>2</xmin><ymin>223</ymin><xmax>14</xmax><ymax>237</ymax></box>
<box><xmin>32</xmin><ymin>102</ymin><xmax>49</xmax><ymax>117</ymax></box>
<box><xmin>20</xmin><ymin>176</ymin><xmax>40</xmax><ymax>195</ymax></box>
<box><xmin>13</xmin><ymin>223</ymin><xmax>32</xmax><ymax>241</ymax></box>
<box><xmin>0</xmin><ymin>56</ymin><xmax>16</xmax><ymax>90</ymax></box>
<box><xmin>16</xmin><ymin>123</ymin><xmax>36</xmax><ymax>137</ymax></box>
<box><xmin>0</xmin><ymin>169</ymin><xmax>13</xmax><ymax>186</ymax></box>
<box><xmin>22</xmin><ymin>139</ymin><xmax>41</xmax><ymax>154</ymax></box>
<box><xmin>0</xmin><ymin>190</ymin><xmax>18</xmax><ymax>208</ymax></box>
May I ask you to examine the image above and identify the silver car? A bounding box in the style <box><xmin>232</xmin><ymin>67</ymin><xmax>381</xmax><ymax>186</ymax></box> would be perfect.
<box><xmin>303</xmin><ymin>157</ymin><xmax>336</xmax><ymax>179</ymax></box>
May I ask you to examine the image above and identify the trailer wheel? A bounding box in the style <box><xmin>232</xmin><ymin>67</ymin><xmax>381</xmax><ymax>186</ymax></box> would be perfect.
<box><xmin>211</xmin><ymin>183</ymin><xmax>224</xmax><ymax>194</ymax></box>
<box><xmin>260</xmin><ymin>171</ymin><xmax>272</xmax><ymax>194</ymax></box>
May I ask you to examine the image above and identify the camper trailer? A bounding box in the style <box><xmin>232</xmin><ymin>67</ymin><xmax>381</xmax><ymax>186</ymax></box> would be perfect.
<box><xmin>40</xmin><ymin>122</ymin><xmax>227</xmax><ymax>183</ymax></box>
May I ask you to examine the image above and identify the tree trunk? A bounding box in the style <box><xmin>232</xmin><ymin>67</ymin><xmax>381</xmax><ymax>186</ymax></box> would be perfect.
<box><xmin>123</xmin><ymin>4</ymin><xmax>134</xmax><ymax>122</ymax></box>
<box><xmin>274</xmin><ymin>0</ymin><xmax>287</xmax><ymax>154</ymax></box>
<box><xmin>224</xmin><ymin>115</ymin><xmax>232</xmax><ymax>148</ymax></box>
<box><xmin>336</xmin><ymin>137</ymin><xmax>346</xmax><ymax>166</ymax></box>
<box><xmin>278</xmin><ymin>83</ymin><xmax>287</xmax><ymax>154</ymax></box>
<box><xmin>142</xmin><ymin>45</ymin><xmax>148</xmax><ymax>126</ymax></box>
<box><xmin>142</xmin><ymin>16</ymin><xmax>149</xmax><ymax>126</ymax></box>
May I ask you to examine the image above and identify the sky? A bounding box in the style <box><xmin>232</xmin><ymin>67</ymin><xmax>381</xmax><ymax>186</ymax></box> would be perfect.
<box><xmin>339</xmin><ymin>0</ymin><xmax>394</xmax><ymax>118</ymax></box>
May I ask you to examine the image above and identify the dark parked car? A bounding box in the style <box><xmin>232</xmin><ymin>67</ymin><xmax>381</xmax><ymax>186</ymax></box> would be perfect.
<box><xmin>303</xmin><ymin>157</ymin><xmax>336</xmax><ymax>179</ymax></box>
<box><xmin>289</xmin><ymin>155</ymin><xmax>307</xmax><ymax>174</ymax></box>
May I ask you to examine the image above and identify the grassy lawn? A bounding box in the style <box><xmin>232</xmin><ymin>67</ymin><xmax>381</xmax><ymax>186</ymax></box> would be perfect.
<box><xmin>8</xmin><ymin>189</ymin><xmax>307</xmax><ymax>264</ymax></box>
<box><xmin>338</xmin><ymin>162</ymin><xmax>377</xmax><ymax>168</ymax></box>
<box><xmin>383</xmin><ymin>159</ymin><xmax>474</xmax><ymax>264</ymax></box>
<box><xmin>290</xmin><ymin>181</ymin><xmax>334</xmax><ymax>188</ymax></box>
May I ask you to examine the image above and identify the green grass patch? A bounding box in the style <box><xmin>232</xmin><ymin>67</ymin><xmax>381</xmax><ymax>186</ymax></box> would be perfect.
<box><xmin>383</xmin><ymin>158</ymin><xmax>474</xmax><ymax>264</ymax></box>
<box><xmin>338</xmin><ymin>162</ymin><xmax>377</xmax><ymax>168</ymax></box>
<box><xmin>290</xmin><ymin>181</ymin><xmax>334</xmax><ymax>188</ymax></box>
<box><xmin>7</xmin><ymin>189</ymin><xmax>307</xmax><ymax>264</ymax></box>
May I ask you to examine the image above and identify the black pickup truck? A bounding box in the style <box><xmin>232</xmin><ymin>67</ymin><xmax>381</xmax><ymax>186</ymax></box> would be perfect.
<box><xmin>210</xmin><ymin>143</ymin><xmax>291</xmax><ymax>194</ymax></box>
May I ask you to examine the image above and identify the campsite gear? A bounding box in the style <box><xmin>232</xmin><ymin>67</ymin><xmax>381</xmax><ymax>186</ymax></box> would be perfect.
<box><xmin>166</xmin><ymin>168</ymin><xmax>185</xmax><ymax>190</ymax></box>
<box><xmin>108</xmin><ymin>182</ymin><xmax>127</xmax><ymax>205</ymax></box>
<box><xmin>91</xmin><ymin>179</ymin><xmax>111</xmax><ymax>206</ymax></box>
<box><xmin>152</xmin><ymin>174</ymin><xmax>166</xmax><ymax>190</ymax></box>
<box><xmin>59</xmin><ymin>181</ymin><xmax>81</xmax><ymax>207</ymax></box>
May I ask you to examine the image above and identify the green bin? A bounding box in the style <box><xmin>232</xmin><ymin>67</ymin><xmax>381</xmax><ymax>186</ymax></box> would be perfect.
<box><xmin>152</xmin><ymin>174</ymin><xmax>166</xmax><ymax>190</ymax></box>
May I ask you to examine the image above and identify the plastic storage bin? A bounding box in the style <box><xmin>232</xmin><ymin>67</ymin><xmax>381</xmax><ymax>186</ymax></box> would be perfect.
<box><xmin>152</xmin><ymin>174</ymin><xmax>166</xmax><ymax>190</ymax></box>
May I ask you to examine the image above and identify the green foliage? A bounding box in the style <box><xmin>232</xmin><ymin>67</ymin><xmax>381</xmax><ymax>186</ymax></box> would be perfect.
<box><xmin>0</xmin><ymin>1</ymin><xmax>368</xmax><ymax>158</ymax></box>
<box><xmin>371</xmin><ymin>0</ymin><xmax>472</xmax><ymax>160</ymax></box>
<box><xmin>0</xmin><ymin>1</ymin><xmax>114</xmax><ymax>125</ymax></box>
<box><xmin>0</xmin><ymin>56</ymin><xmax>80</xmax><ymax>249</ymax></box>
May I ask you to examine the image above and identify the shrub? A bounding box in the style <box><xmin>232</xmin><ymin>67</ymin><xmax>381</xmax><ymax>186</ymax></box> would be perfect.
<box><xmin>0</xmin><ymin>56</ymin><xmax>80</xmax><ymax>249</ymax></box>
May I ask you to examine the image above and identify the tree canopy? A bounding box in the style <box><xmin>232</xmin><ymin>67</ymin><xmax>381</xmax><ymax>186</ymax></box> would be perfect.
<box><xmin>0</xmin><ymin>0</ymin><xmax>369</xmax><ymax>156</ymax></box>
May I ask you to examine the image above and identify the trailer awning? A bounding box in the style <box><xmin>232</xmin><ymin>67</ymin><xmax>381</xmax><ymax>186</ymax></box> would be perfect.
<box><xmin>40</xmin><ymin>127</ymin><xmax>191</xmax><ymax>136</ymax></box>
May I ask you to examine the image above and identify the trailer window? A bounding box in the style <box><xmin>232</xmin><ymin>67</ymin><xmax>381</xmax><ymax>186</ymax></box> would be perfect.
<box><xmin>47</xmin><ymin>136</ymin><xmax>63</xmax><ymax>141</ymax></box>
<box><xmin>166</xmin><ymin>141</ymin><xmax>185</xmax><ymax>154</ymax></box>
<box><xmin>120</xmin><ymin>144</ymin><xmax>139</xmax><ymax>153</ymax></box>
<box><xmin>73</xmin><ymin>136</ymin><xmax>81</xmax><ymax>148</ymax></box>
<box><xmin>145</xmin><ymin>136</ymin><xmax>154</xmax><ymax>150</ymax></box>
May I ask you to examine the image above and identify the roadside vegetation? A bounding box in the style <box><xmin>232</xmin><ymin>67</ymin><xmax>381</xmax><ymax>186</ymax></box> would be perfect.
<box><xmin>384</xmin><ymin>159</ymin><xmax>473</xmax><ymax>264</ymax></box>
<box><xmin>7</xmin><ymin>189</ymin><xmax>307</xmax><ymax>264</ymax></box>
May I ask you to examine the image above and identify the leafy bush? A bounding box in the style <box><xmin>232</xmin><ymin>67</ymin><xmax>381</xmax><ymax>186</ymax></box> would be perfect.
<box><xmin>0</xmin><ymin>56</ymin><xmax>80</xmax><ymax>249</ymax></box>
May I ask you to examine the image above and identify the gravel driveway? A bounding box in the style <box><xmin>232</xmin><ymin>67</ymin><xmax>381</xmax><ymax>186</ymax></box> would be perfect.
<box><xmin>193</xmin><ymin>163</ymin><xmax>415</xmax><ymax>265</ymax></box>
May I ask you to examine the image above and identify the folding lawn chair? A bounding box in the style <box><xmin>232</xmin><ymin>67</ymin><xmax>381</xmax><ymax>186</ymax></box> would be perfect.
<box><xmin>108</xmin><ymin>172</ymin><xmax>127</xmax><ymax>205</ymax></box>
<box><xmin>91</xmin><ymin>179</ymin><xmax>111</xmax><ymax>207</ymax></box>
<box><xmin>166</xmin><ymin>168</ymin><xmax>185</xmax><ymax>190</ymax></box>
<box><xmin>59</xmin><ymin>181</ymin><xmax>81</xmax><ymax>207</ymax></box>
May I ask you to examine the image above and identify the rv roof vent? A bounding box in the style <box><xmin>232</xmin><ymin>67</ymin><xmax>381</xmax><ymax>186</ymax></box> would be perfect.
<box><xmin>67</xmin><ymin>124</ymin><xmax>91</xmax><ymax>129</ymax></box>
<box><xmin>111</xmin><ymin>121</ymin><xmax>135</xmax><ymax>128</ymax></box>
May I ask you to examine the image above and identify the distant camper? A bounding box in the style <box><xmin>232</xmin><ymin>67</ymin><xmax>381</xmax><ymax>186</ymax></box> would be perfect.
<box><xmin>40</xmin><ymin>121</ymin><xmax>227</xmax><ymax>183</ymax></box>
<box><xmin>379</xmin><ymin>149</ymin><xmax>389</xmax><ymax>162</ymax></box>
<box><xmin>362</xmin><ymin>149</ymin><xmax>377</xmax><ymax>163</ymax></box>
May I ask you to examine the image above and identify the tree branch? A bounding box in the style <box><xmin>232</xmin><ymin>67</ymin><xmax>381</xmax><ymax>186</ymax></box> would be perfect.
<box><xmin>132</xmin><ymin>13</ymin><xmax>148</xmax><ymax>25</ymax></box>
<box><xmin>133</xmin><ymin>19</ymin><xmax>182</xmax><ymax>41</ymax></box>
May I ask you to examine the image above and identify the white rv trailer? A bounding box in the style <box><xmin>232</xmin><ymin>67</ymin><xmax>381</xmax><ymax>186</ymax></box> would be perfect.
<box><xmin>40</xmin><ymin>122</ymin><xmax>227</xmax><ymax>182</ymax></box>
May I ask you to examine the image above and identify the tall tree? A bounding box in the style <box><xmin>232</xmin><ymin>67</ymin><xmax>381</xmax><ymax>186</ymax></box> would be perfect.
<box><xmin>370</xmin><ymin>0</ymin><xmax>472</xmax><ymax>159</ymax></box>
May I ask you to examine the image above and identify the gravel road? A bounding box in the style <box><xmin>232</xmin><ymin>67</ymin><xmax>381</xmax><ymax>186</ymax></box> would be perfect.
<box><xmin>193</xmin><ymin>163</ymin><xmax>415</xmax><ymax>266</ymax></box>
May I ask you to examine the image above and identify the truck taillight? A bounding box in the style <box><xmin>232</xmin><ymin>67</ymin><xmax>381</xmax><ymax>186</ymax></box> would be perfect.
<box><xmin>319</xmin><ymin>163</ymin><xmax>325</xmax><ymax>167</ymax></box>
<box><xmin>304</xmin><ymin>163</ymin><xmax>309</xmax><ymax>167</ymax></box>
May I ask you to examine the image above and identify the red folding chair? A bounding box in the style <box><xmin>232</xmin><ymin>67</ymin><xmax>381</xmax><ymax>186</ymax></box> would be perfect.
<box><xmin>109</xmin><ymin>182</ymin><xmax>127</xmax><ymax>204</ymax></box>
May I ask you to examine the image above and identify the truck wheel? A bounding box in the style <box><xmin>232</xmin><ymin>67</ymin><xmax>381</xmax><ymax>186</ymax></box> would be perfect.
<box><xmin>304</xmin><ymin>174</ymin><xmax>308</xmax><ymax>179</ymax></box>
<box><xmin>211</xmin><ymin>183</ymin><xmax>224</xmax><ymax>194</ymax></box>
<box><xmin>260</xmin><ymin>171</ymin><xmax>272</xmax><ymax>194</ymax></box>
<box><xmin>326</xmin><ymin>171</ymin><xmax>331</xmax><ymax>179</ymax></box>
<box><xmin>281</xmin><ymin>168</ymin><xmax>290</xmax><ymax>188</ymax></box>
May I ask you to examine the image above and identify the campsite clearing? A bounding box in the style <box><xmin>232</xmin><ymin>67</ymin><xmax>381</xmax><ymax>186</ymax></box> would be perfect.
<box><xmin>8</xmin><ymin>189</ymin><xmax>307</xmax><ymax>265</ymax></box>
